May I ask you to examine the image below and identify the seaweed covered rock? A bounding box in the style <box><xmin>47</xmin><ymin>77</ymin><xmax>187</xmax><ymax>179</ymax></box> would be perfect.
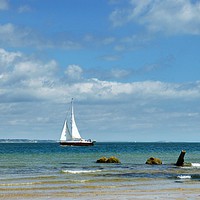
<box><xmin>96</xmin><ymin>157</ymin><xmax>108</xmax><ymax>163</ymax></box>
<box><xmin>146</xmin><ymin>157</ymin><xmax>162</xmax><ymax>165</ymax></box>
<box><xmin>106</xmin><ymin>156</ymin><xmax>120</xmax><ymax>163</ymax></box>
<box><xmin>96</xmin><ymin>156</ymin><xmax>120</xmax><ymax>163</ymax></box>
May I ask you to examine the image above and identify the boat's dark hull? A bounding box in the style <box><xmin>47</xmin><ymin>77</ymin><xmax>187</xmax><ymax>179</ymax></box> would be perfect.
<box><xmin>60</xmin><ymin>141</ymin><xmax>95</xmax><ymax>146</ymax></box>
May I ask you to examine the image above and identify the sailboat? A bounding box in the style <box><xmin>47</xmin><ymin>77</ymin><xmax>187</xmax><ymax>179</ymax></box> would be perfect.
<box><xmin>60</xmin><ymin>99</ymin><xmax>95</xmax><ymax>146</ymax></box>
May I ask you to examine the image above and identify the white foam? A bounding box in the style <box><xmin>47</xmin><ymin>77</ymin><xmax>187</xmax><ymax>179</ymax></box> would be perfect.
<box><xmin>0</xmin><ymin>182</ymin><xmax>39</xmax><ymax>186</ymax></box>
<box><xmin>61</xmin><ymin>169</ymin><xmax>101</xmax><ymax>174</ymax></box>
<box><xmin>177</xmin><ymin>175</ymin><xmax>191</xmax><ymax>179</ymax></box>
<box><xmin>191</xmin><ymin>163</ymin><xmax>200</xmax><ymax>168</ymax></box>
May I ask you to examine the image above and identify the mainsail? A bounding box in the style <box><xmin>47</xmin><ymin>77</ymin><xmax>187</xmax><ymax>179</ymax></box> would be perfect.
<box><xmin>71</xmin><ymin>100</ymin><xmax>81</xmax><ymax>139</ymax></box>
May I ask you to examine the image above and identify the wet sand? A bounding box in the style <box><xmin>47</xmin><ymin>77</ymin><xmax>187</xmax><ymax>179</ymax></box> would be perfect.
<box><xmin>1</xmin><ymin>181</ymin><xmax>200</xmax><ymax>200</ymax></box>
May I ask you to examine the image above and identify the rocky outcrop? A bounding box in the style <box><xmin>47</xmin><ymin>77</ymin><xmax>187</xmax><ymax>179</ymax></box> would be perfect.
<box><xmin>96</xmin><ymin>157</ymin><xmax>108</xmax><ymax>163</ymax></box>
<box><xmin>175</xmin><ymin>150</ymin><xmax>186</xmax><ymax>166</ymax></box>
<box><xmin>96</xmin><ymin>156</ymin><xmax>120</xmax><ymax>163</ymax></box>
<box><xmin>106</xmin><ymin>156</ymin><xmax>121</xmax><ymax>163</ymax></box>
<box><xmin>146</xmin><ymin>157</ymin><xmax>162</xmax><ymax>165</ymax></box>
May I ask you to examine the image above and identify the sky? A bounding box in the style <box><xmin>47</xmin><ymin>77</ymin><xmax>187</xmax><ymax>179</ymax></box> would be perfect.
<box><xmin>0</xmin><ymin>0</ymin><xmax>200</xmax><ymax>142</ymax></box>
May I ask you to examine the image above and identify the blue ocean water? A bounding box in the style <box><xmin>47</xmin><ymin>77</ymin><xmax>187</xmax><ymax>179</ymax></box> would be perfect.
<box><xmin>0</xmin><ymin>142</ymin><xmax>200</xmax><ymax>199</ymax></box>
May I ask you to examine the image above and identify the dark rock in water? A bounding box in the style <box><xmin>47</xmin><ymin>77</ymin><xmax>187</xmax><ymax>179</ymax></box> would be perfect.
<box><xmin>96</xmin><ymin>156</ymin><xmax>120</xmax><ymax>163</ymax></box>
<box><xmin>146</xmin><ymin>157</ymin><xmax>162</xmax><ymax>165</ymax></box>
<box><xmin>176</xmin><ymin>150</ymin><xmax>186</xmax><ymax>166</ymax></box>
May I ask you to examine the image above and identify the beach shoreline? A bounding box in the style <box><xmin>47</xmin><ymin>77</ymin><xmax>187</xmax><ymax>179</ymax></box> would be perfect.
<box><xmin>1</xmin><ymin>180</ymin><xmax>200</xmax><ymax>200</ymax></box>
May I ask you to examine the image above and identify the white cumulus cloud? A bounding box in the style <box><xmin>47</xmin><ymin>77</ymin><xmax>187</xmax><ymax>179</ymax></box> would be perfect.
<box><xmin>1</xmin><ymin>48</ymin><xmax>200</xmax><ymax>105</ymax></box>
<box><xmin>65</xmin><ymin>65</ymin><xmax>83</xmax><ymax>81</ymax></box>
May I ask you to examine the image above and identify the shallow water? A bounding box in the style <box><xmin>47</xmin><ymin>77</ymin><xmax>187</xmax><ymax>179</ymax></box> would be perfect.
<box><xmin>0</xmin><ymin>142</ymin><xmax>200</xmax><ymax>199</ymax></box>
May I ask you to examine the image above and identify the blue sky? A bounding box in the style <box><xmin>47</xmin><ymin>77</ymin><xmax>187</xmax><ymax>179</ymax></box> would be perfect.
<box><xmin>0</xmin><ymin>0</ymin><xmax>200</xmax><ymax>142</ymax></box>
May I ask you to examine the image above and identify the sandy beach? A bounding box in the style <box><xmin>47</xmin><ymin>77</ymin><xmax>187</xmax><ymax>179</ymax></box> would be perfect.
<box><xmin>1</xmin><ymin>179</ymin><xmax>200</xmax><ymax>200</ymax></box>
<box><xmin>1</xmin><ymin>188</ymin><xmax>200</xmax><ymax>199</ymax></box>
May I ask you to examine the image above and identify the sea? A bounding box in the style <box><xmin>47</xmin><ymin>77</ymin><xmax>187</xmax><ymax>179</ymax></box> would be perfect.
<box><xmin>0</xmin><ymin>142</ymin><xmax>200</xmax><ymax>199</ymax></box>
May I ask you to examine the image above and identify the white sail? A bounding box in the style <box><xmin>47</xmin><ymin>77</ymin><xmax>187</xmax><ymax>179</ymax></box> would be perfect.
<box><xmin>71</xmin><ymin>100</ymin><xmax>81</xmax><ymax>140</ymax></box>
<box><xmin>60</xmin><ymin>120</ymin><xmax>72</xmax><ymax>141</ymax></box>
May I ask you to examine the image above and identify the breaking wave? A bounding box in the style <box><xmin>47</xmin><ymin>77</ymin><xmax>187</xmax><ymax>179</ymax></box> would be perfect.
<box><xmin>191</xmin><ymin>163</ymin><xmax>200</xmax><ymax>168</ymax></box>
<box><xmin>61</xmin><ymin>169</ymin><xmax>102</xmax><ymax>174</ymax></box>
<box><xmin>177</xmin><ymin>175</ymin><xmax>191</xmax><ymax>179</ymax></box>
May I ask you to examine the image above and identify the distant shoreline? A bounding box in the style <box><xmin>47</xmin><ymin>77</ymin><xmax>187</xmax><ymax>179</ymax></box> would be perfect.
<box><xmin>0</xmin><ymin>139</ymin><xmax>57</xmax><ymax>143</ymax></box>
<box><xmin>0</xmin><ymin>139</ymin><xmax>199</xmax><ymax>143</ymax></box>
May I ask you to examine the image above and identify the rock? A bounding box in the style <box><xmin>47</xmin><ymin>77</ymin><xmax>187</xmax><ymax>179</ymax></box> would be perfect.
<box><xmin>146</xmin><ymin>157</ymin><xmax>162</xmax><ymax>165</ymax></box>
<box><xmin>175</xmin><ymin>150</ymin><xmax>186</xmax><ymax>166</ymax></box>
<box><xmin>96</xmin><ymin>156</ymin><xmax>120</xmax><ymax>163</ymax></box>
<box><xmin>106</xmin><ymin>156</ymin><xmax>121</xmax><ymax>163</ymax></box>
<box><xmin>96</xmin><ymin>157</ymin><xmax>108</xmax><ymax>163</ymax></box>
